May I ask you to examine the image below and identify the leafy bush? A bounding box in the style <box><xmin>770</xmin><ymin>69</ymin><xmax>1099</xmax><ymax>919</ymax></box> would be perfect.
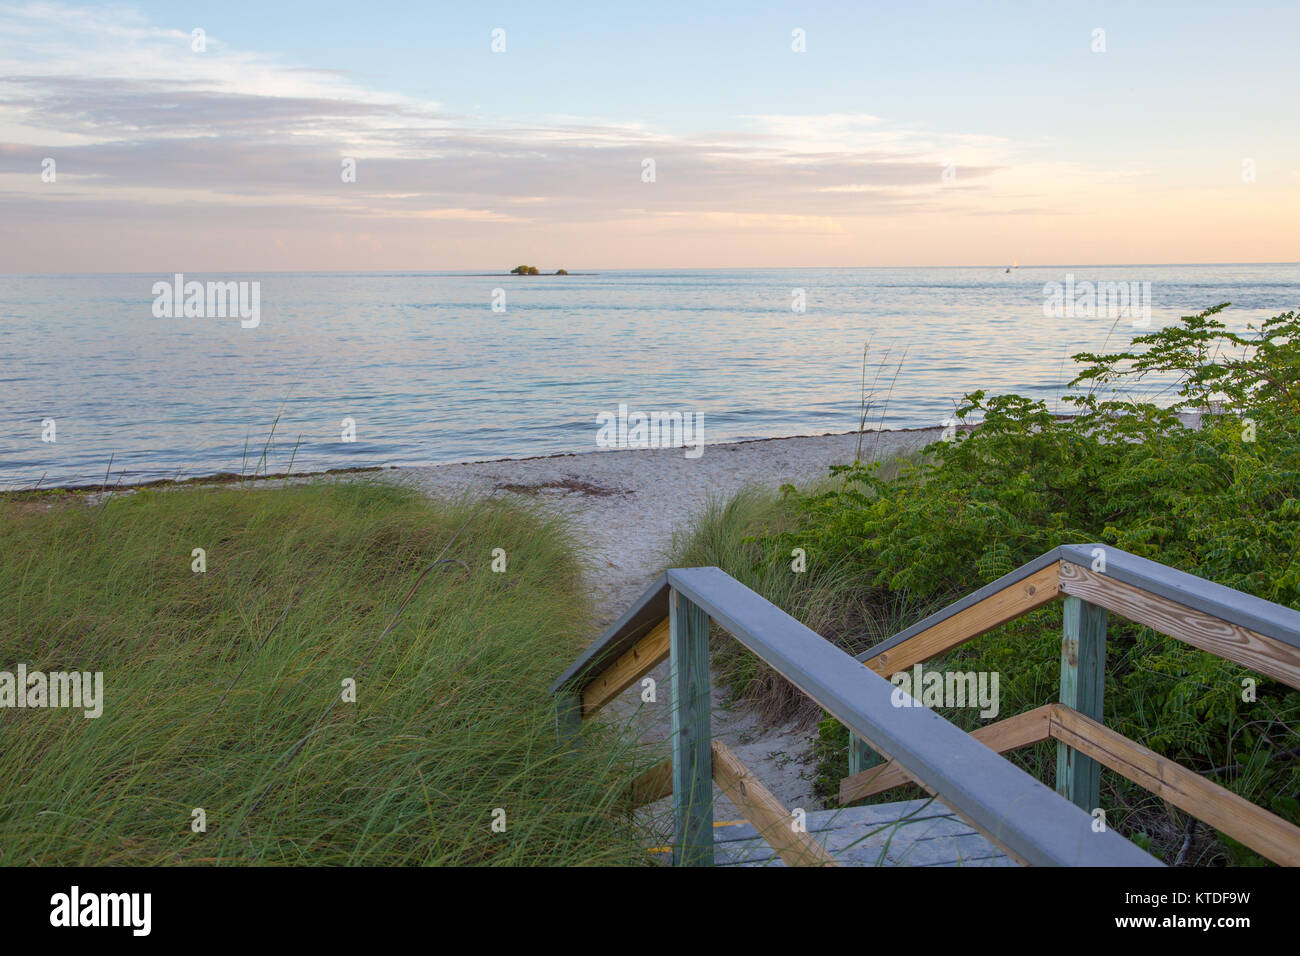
<box><xmin>765</xmin><ymin>305</ymin><xmax>1300</xmax><ymax>863</ymax></box>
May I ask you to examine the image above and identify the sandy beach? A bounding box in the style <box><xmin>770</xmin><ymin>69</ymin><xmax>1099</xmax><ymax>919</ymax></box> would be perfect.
<box><xmin>397</xmin><ymin>427</ymin><xmax>941</xmax><ymax>625</ymax></box>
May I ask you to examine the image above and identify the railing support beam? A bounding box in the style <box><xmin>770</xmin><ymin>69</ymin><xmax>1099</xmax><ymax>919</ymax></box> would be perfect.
<box><xmin>847</xmin><ymin>732</ymin><xmax>883</xmax><ymax>784</ymax></box>
<box><xmin>1057</xmin><ymin>595</ymin><xmax>1107</xmax><ymax>812</ymax></box>
<box><xmin>554</xmin><ymin>691</ymin><xmax>581</xmax><ymax>752</ymax></box>
<box><xmin>670</xmin><ymin>587</ymin><xmax>714</xmax><ymax>866</ymax></box>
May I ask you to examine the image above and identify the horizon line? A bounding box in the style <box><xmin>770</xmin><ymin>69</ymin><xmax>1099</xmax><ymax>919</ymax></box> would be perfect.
<box><xmin>4</xmin><ymin>260</ymin><xmax>1299</xmax><ymax>277</ymax></box>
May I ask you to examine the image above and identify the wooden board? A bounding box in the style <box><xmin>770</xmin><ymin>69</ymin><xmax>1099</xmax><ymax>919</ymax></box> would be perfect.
<box><xmin>840</xmin><ymin>705</ymin><xmax>1054</xmax><ymax>805</ymax></box>
<box><xmin>580</xmin><ymin>617</ymin><xmax>670</xmax><ymax>717</ymax></box>
<box><xmin>670</xmin><ymin>591</ymin><xmax>713</xmax><ymax>866</ymax></box>
<box><xmin>713</xmin><ymin>800</ymin><xmax>1010</xmax><ymax>867</ymax></box>
<box><xmin>1058</xmin><ymin>562</ymin><xmax>1300</xmax><ymax>690</ymax></box>
<box><xmin>711</xmin><ymin>740</ymin><xmax>839</xmax><ymax>867</ymax></box>
<box><xmin>551</xmin><ymin>574</ymin><xmax>669</xmax><ymax>695</ymax></box>
<box><xmin>1048</xmin><ymin>704</ymin><xmax>1300</xmax><ymax>867</ymax></box>
<box><xmin>1056</xmin><ymin>544</ymin><xmax>1300</xmax><ymax>650</ymax></box>
<box><xmin>1057</xmin><ymin>596</ymin><xmax>1107</xmax><ymax>810</ymax></box>
<box><xmin>862</xmin><ymin>563</ymin><xmax>1061</xmax><ymax>677</ymax></box>
<box><xmin>554</xmin><ymin>692</ymin><xmax>582</xmax><ymax>750</ymax></box>
<box><xmin>627</xmin><ymin>758</ymin><xmax>673</xmax><ymax>807</ymax></box>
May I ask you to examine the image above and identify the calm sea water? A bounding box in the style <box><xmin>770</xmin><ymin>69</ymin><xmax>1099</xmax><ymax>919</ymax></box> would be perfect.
<box><xmin>1</xmin><ymin>265</ymin><xmax>1297</xmax><ymax>489</ymax></box>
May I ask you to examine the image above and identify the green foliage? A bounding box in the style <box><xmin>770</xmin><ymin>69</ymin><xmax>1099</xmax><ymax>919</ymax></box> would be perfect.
<box><xmin>813</xmin><ymin>714</ymin><xmax>850</xmax><ymax>801</ymax></box>
<box><xmin>764</xmin><ymin>305</ymin><xmax>1300</xmax><ymax>863</ymax></box>
<box><xmin>510</xmin><ymin>264</ymin><xmax>540</xmax><ymax>275</ymax></box>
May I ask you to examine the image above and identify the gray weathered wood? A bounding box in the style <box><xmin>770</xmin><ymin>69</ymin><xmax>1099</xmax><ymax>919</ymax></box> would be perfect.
<box><xmin>1057</xmin><ymin>544</ymin><xmax>1300</xmax><ymax>650</ymax></box>
<box><xmin>855</xmin><ymin>548</ymin><xmax>1064</xmax><ymax>663</ymax></box>
<box><xmin>713</xmin><ymin>800</ymin><xmax>1011</xmax><ymax>867</ymax></box>
<box><xmin>670</xmin><ymin>588</ymin><xmax>713</xmax><ymax>866</ymax></box>
<box><xmin>855</xmin><ymin>543</ymin><xmax>1300</xmax><ymax>668</ymax></box>
<box><xmin>554</xmin><ymin>691</ymin><xmax>582</xmax><ymax>751</ymax></box>
<box><xmin>666</xmin><ymin>566</ymin><xmax>1159</xmax><ymax>866</ymax></box>
<box><xmin>1057</xmin><ymin>596</ymin><xmax>1107</xmax><ymax>811</ymax></box>
<box><xmin>549</xmin><ymin>573</ymin><xmax>669</xmax><ymax>694</ymax></box>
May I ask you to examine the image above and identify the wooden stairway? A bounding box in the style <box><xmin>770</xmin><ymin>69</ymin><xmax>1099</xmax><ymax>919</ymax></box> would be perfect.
<box><xmin>710</xmin><ymin>799</ymin><xmax>1012</xmax><ymax>867</ymax></box>
<box><xmin>553</xmin><ymin>544</ymin><xmax>1300</xmax><ymax>867</ymax></box>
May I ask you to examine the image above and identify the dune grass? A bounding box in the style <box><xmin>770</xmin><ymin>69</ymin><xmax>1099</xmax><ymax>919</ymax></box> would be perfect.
<box><xmin>666</xmin><ymin>455</ymin><xmax>927</xmax><ymax>727</ymax></box>
<box><xmin>0</xmin><ymin>479</ymin><xmax>649</xmax><ymax>865</ymax></box>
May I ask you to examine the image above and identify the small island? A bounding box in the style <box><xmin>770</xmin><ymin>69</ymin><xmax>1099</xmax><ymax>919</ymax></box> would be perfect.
<box><xmin>509</xmin><ymin>265</ymin><xmax>569</xmax><ymax>276</ymax></box>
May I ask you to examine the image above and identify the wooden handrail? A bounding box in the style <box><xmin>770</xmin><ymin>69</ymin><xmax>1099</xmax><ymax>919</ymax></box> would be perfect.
<box><xmin>660</xmin><ymin>567</ymin><xmax>1156</xmax><ymax>865</ymax></box>
<box><xmin>580</xmin><ymin>618</ymin><xmax>670</xmax><ymax>717</ymax></box>
<box><xmin>1057</xmin><ymin>560</ymin><xmax>1300</xmax><ymax>689</ymax></box>
<box><xmin>856</xmin><ymin>544</ymin><xmax>1300</xmax><ymax>685</ymax></box>
<box><xmin>1047</xmin><ymin>704</ymin><xmax>1300</xmax><ymax>867</ymax></box>
<box><xmin>551</xmin><ymin>572</ymin><xmax>669</xmax><ymax>697</ymax></box>
<box><xmin>840</xmin><ymin>705</ymin><xmax>1055</xmax><ymax>804</ymax></box>
<box><xmin>858</xmin><ymin>554</ymin><xmax>1063</xmax><ymax>676</ymax></box>
<box><xmin>840</xmin><ymin>704</ymin><xmax>1300</xmax><ymax>867</ymax></box>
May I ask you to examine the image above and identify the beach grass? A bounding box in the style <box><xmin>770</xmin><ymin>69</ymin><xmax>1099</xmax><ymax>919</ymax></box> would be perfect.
<box><xmin>666</xmin><ymin>456</ymin><xmax>924</xmax><ymax>726</ymax></box>
<box><xmin>0</xmin><ymin>479</ymin><xmax>649</xmax><ymax>865</ymax></box>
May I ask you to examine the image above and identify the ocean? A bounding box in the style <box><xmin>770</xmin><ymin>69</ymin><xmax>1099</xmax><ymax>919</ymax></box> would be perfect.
<box><xmin>2</xmin><ymin>264</ymin><xmax>1296</xmax><ymax>489</ymax></box>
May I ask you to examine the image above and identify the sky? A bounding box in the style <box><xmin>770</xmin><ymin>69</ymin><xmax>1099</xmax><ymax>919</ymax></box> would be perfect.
<box><xmin>1</xmin><ymin>0</ymin><xmax>1297</xmax><ymax>271</ymax></box>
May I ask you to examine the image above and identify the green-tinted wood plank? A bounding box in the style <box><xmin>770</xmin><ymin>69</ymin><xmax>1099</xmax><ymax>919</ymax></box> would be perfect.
<box><xmin>1057</xmin><ymin>595</ymin><xmax>1107</xmax><ymax>811</ymax></box>
<box><xmin>848</xmin><ymin>731</ymin><xmax>883</xmax><ymax>780</ymax></box>
<box><xmin>670</xmin><ymin>588</ymin><xmax>713</xmax><ymax>866</ymax></box>
<box><xmin>554</xmin><ymin>691</ymin><xmax>581</xmax><ymax>752</ymax></box>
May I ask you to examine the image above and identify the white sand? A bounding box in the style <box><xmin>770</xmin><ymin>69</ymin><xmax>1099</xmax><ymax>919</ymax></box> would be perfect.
<box><xmin>396</xmin><ymin>427</ymin><xmax>943</xmax><ymax>815</ymax></box>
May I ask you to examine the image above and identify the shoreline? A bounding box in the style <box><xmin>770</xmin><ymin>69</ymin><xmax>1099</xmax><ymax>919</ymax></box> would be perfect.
<box><xmin>1</xmin><ymin>426</ymin><xmax>941</xmax><ymax>498</ymax></box>
<box><xmin>6</xmin><ymin>406</ymin><xmax>1215</xmax><ymax>499</ymax></box>
<box><xmin>5</xmin><ymin>405</ymin><xmax>1209</xmax><ymax>500</ymax></box>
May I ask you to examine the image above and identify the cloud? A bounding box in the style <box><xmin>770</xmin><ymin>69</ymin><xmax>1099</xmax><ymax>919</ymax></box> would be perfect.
<box><xmin>0</xmin><ymin>1</ymin><xmax>1030</xmax><ymax>268</ymax></box>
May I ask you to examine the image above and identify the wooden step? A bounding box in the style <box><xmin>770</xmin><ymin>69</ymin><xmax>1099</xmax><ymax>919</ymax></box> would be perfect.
<box><xmin>711</xmin><ymin>799</ymin><xmax>1012</xmax><ymax>867</ymax></box>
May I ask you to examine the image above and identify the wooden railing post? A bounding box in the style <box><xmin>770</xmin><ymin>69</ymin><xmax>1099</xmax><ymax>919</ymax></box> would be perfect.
<box><xmin>847</xmin><ymin>732</ymin><xmax>882</xmax><ymax>781</ymax></box>
<box><xmin>554</xmin><ymin>691</ymin><xmax>581</xmax><ymax>751</ymax></box>
<box><xmin>1057</xmin><ymin>595</ymin><xmax>1107</xmax><ymax>811</ymax></box>
<box><xmin>670</xmin><ymin>587</ymin><xmax>713</xmax><ymax>866</ymax></box>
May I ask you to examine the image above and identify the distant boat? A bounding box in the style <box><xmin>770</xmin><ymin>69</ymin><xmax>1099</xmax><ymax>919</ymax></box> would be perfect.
<box><xmin>1005</xmin><ymin>259</ymin><xmax>1018</xmax><ymax>273</ymax></box>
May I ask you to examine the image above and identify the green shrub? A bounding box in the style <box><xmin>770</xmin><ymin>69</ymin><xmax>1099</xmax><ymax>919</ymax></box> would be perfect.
<box><xmin>764</xmin><ymin>305</ymin><xmax>1300</xmax><ymax>863</ymax></box>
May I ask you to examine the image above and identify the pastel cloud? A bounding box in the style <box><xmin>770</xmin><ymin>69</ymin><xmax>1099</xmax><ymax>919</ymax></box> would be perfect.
<box><xmin>2</xmin><ymin>2</ymin><xmax>1290</xmax><ymax>269</ymax></box>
